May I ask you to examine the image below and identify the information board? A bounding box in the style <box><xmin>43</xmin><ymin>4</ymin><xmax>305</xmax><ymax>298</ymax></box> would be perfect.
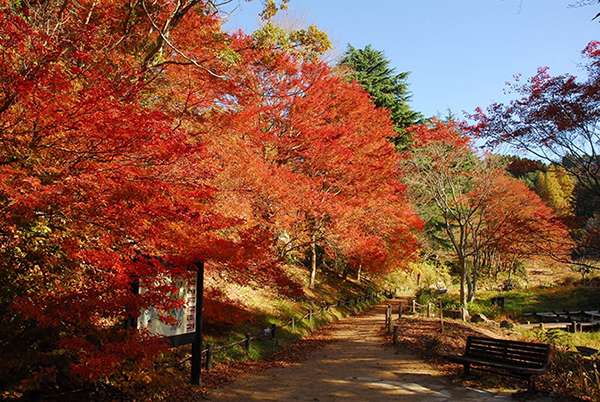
<box><xmin>138</xmin><ymin>276</ymin><xmax>198</xmax><ymax>344</ymax></box>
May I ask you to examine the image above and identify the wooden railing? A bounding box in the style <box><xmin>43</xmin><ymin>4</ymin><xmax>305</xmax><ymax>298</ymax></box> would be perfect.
<box><xmin>383</xmin><ymin>298</ymin><xmax>470</xmax><ymax>340</ymax></box>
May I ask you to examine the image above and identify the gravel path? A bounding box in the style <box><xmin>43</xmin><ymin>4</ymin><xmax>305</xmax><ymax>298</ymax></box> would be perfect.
<box><xmin>207</xmin><ymin>302</ymin><xmax>558</xmax><ymax>401</ymax></box>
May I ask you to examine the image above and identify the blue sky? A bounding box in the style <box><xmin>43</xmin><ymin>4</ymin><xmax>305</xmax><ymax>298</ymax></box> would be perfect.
<box><xmin>221</xmin><ymin>0</ymin><xmax>598</xmax><ymax>120</ymax></box>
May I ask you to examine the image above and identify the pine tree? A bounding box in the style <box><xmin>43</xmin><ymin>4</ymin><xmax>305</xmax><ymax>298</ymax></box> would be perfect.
<box><xmin>337</xmin><ymin>44</ymin><xmax>423</xmax><ymax>148</ymax></box>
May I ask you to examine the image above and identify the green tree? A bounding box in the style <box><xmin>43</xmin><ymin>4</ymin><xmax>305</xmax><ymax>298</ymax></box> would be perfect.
<box><xmin>337</xmin><ymin>44</ymin><xmax>423</xmax><ymax>148</ymax></box>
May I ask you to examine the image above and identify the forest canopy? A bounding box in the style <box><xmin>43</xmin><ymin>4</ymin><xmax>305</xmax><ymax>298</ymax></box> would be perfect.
<box><xmin>0</xmin><ymin>0</ymin><xmax>584</xmax><ymax>399</ymax></box>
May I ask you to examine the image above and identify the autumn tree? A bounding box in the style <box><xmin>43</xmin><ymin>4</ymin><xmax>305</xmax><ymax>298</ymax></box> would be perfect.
<box><xmin>470</xmin><ymin>41</ymin><xmax>600</xmax><ymax>268</ymax></box>
<box><xmin>0</xmin><ymin>0</ymin><xmax>322</xmax><ymax>397</ymax></box>
<box><xmin>204</xmin><ymin>41</ymin><xmax>422</xmax><ymax>287</ymax></box>
<box><xmin>0</xmin><ymin>0</ymin><xmax>425</xmax><ymax>398</ymax></box>
<box><xmin>505</xmin><ymin>156</ymin><xmax>547</xmax><ymax>188</ymax></box>
<box><xmin>0</xmin><ymin>4</ymin><xmax>234</xmax><ymax>397</ymax></box>
<box><xmin>534</xmin><ymin>165</ymin><xmax>575</xmax><ymax>215</ymax></box>
<box><xmin>402</xmin><ymin>121</ymin><xmax>484</xmax><ymax>305</ymax></box>
<box><xmin>402</xmin><ymin>121</ymin><xmax>572</xmax><ymax>305</ymax></box>
<box><xmin>478</xmin><ymin>173</ymin><xmax>573</xmax><ymax>284</ymax></box>
<box><xmin>470</xmin><ymin>42</ymin><xmax>600</xmax><ymax>198</ymax></box>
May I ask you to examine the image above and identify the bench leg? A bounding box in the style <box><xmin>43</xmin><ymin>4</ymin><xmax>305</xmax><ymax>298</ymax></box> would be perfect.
<box><xmin>528</xmin><ymin>376</ymin><xmax>536</xmax><ymax>392</ymax></box>
<box><xmin>463</xmin><ymin>363</ymin><xmax>470</xmax><ymax>377</ymax></box>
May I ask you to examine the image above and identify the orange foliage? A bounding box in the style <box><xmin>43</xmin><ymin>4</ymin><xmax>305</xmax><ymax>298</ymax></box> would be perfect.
<box><xmin>0</xmin><ymin>0</ymin><xmax>422</xmax><ymax>397</ymax></box>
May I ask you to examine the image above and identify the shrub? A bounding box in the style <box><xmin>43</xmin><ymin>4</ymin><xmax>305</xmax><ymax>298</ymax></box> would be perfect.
<box><xmin>415</xmin><ymin>287</ymin><xmax>457</xmax><ymax>309</ymax></box>
<box><xmin>501</xmin><ymin>279</ymin><xmax>521</xmax><ymax>291</ymax></box>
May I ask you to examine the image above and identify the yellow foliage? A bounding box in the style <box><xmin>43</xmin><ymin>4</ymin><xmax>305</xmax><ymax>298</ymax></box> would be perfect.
<box><xmin>535</xmin><ymin>165</ymin><xmax>574</xmax><ymax>214</ymax></box>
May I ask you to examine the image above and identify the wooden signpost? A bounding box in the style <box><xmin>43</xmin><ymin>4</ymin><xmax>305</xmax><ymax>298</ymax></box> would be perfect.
<box><xmin>134</xmin><ymin>261</ymin><xmax>205</xmax><ymax>385</ymax></box>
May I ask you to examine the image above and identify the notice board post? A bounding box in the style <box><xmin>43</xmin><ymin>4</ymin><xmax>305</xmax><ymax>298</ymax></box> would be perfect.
<box><xmin>135</xmin><ymin>258</ymin><xmax>205</xmax><ymax>385</ymax></box>
<box><xmin>191</xmin><ymin>261</ymin><xmax>204</xmax><ymax>385</ymax></box>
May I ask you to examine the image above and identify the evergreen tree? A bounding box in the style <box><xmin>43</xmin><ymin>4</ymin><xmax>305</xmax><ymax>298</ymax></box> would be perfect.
<box><xmin>337</xmin><ymin>44</ymin><xmax>423</xmax><ymax>148</ymax></box>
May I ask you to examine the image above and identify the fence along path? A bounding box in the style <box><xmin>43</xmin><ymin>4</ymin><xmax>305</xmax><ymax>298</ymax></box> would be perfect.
<box><xmin>207</xmin><ymin>300</ymin><xmax>541</xmax><ymax>402</ymax></box>
<box><xmin>199</xmin><ymin>293</ymin><xmax>380</xmax><ymax>371</ymax></box>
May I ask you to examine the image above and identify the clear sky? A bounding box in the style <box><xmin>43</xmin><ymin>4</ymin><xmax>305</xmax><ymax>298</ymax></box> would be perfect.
<box><xmin>221</xmin><ymin>0</ymin><xmax>598</xmax><ymax>120</ymax></box>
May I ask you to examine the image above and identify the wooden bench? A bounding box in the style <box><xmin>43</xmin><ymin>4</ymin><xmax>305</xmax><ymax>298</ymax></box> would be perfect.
<box><xmin>444</xmin><ymin>336</ymin><xmax>553</xmax><ymax>391</ymax></box>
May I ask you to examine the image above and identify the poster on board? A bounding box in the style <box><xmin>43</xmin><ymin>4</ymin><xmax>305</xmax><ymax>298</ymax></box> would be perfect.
<box><xmin>138</xmin><ymin>276</ymin><xmax>198</xmax><ymax>338</ymax></box>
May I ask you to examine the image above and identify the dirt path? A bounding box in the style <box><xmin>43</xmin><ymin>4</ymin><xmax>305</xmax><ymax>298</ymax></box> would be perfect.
<box><xmin>206</xmin><ymin>302</ymin><xmax>557</xmax><ymax>402</ymax></box>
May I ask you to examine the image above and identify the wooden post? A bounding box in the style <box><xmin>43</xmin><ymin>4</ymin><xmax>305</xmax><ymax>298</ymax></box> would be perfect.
<box><xmin>191</xmin><ymin>340</ymin><xmax>202</xmax><ymax>385</ymax></box>
<box><xmin>398</xmin><ymin>302</ymin><xmax>403</xmax><ymax>319</ymax></box>
<box><xmin>245</xmin><ymin>332</ymin><xmax>251</xmax><ymax>353</ymax></box>
<box><xmin>427</xmin><ymin>303</ymin><xmax>431</xmax><ymax>318</ymax></box>
<box><xmin>388</xmin><ymin>312</ymin><xmax>393</xmax><ymax>334</ymax></box>
<box><xmin>205</xmin><ymin>344</ymin><xmax>213</xmax><ymax>371</ymax></box>
<box><xmin>308</xmin><ymin>309</ymin><xmax>313</xmax><ymax>323</ymax></box>
<box><xmin>271</xmin><ymin>323</ymin><xmax>277</xmax><ymax>339</ymax></box>
<box><xmin>412</xmin><ymin>300</ymin><xmax>416</xmax><ymax>313</ymax></box>
<box><xmin>191</xmin><ymin>261</ymin><xmax>205</xmax><ymax>385</ymax></box>
<box><xmin>393</xmin><ymin>325</ymin><xmax>399</xmax><ymax>345</ymax></box>
<box><xmin>387</xmin><ymin>304</ymin><xmax>392</xmax><ymax>326</ymax></box>
<box><xmin>291</xmin><ymin>316</ymin><xmax>295</xmax><ymax>331</ymax></box>
<box><xmin>439</xmin><ymin>298</ymin><xmax>444</xmax><ymax>332</ymax></box>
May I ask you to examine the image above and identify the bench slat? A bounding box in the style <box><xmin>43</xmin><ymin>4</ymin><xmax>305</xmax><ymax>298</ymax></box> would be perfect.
<box><xmin>469</xmin><ymin>337</ymin><xmax>548</xmax><ymax>351</ymax></box>
<box><xmin>466</xmin><ymin>337</ymin><xmax>550</xmax><ymax>368</ymax></box>
<box><xmin>468</xmin><ymin>348</ymin><xmax>548</xmax><ymax>364</ymax></box>
<box><xmin>445</xmin><ymin>335</ymin><xmax>553</xmax><ymax>391</ymax></box>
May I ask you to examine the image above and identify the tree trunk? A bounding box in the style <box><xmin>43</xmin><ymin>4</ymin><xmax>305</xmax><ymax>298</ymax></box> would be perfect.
<box><xmin>468</xmin><ymin>255</ymin><xmax>480</xmax><ymax>303</ymax></box>
<box><xmin>309</xmin><ymin>233</ymin><xmax>317</xmax><ymax>288</ymax></box>
<box><xmin>341</xmin><ymin>264</ymin><xmax>350</xmax><ymax>281</ymax></box>
<box><xmin>459</xmin><ymin>255</ymin><xmax>468</xmax><ymax>308</ymax></box>
<box><xmin>468</xmin><ymin>267</ymin><xmax>478</xmax><ymax>303</ymax></box>
<box><xmin>466</xmin><ymin>271</ymin><xmax>473</xmax><ymax>302</ymax></box>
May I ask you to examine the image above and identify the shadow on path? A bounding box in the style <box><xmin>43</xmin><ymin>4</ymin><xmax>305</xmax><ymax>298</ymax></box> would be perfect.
<box><xmin>206</xmin><ymin>302</ymin><xmax>556</xmax><ymax>402</ymax></box>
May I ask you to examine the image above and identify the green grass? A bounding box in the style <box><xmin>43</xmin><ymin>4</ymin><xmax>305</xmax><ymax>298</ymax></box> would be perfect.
<box><xmin>468</xmin><ymin>285</ymin><xmax>600</xmax><ymax>320</ymax></box>
<box><xmin>460</xmin><ymin>284</ymin><xmax>600</xmax><ymax>350</ymax></box>
<box><xmin>518</xmin><ymin>327</ymin><xmax>600</xmax><ymax>350</ymax></box>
